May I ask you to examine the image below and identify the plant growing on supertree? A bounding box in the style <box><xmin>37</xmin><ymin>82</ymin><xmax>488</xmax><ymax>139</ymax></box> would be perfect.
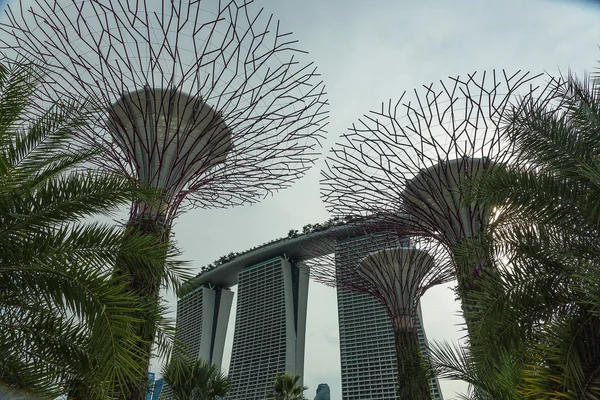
<box><xmin>1</xmin><ymin>1</ymin><xmax>328</xmax><ymax>398</ymax></box>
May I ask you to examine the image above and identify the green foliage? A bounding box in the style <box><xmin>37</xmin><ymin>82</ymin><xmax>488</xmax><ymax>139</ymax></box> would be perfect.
<box><xmin>0</xmin><ymin>57</ymin><xmax>184</xmax><ymax>399</ymax></box>
<box><xmin>162</xmin><ymin>358</ymin><xmax>231</xmax><ymax>400</ymax></box>
<box><xmin>266</xmin><ymin>373</ymin><xmax>307</xmax><ymax>400</ymax></box>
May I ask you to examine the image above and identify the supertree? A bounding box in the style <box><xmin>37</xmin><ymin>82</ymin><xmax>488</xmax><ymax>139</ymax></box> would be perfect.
<box><xmin>319</xmin><ymin>70</ymin><xmax>557</xmax><ymax>327</ymax></box>
<box><xmin>1</xmin><ymin>1</ymin><xmax>328</xmax><ymax>398</ymax></box>
<box><xmin>305</xmin><ymin>226</ymin><xmax>452</xmax><ymax>400</ymax></box>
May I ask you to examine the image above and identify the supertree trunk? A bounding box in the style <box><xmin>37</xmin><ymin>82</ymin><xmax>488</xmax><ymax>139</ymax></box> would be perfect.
<box><xmin>393</xmin><ymin>326</ymin><xmax>431</xmax><ymax>400</ymax></box>
<box><xmin>115</xmin><ymin>218</ymin><xmax>169</xmax><ymax>400</ymax></box>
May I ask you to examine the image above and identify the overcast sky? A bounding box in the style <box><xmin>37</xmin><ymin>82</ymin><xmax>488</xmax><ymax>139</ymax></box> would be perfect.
<box><xmin>2</xmin><ymin>0</ymin><xmax>600</xmax><ymax>399</ymax></box>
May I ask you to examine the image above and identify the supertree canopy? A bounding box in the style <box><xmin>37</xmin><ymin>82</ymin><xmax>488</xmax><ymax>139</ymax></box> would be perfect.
<box><xmin>308</xmin><ymin>229</ymin><xmax>452</xmax><ymax>324</ymax></box>
<box><xmin>1</xmin><ymin>0</ymin><xmax>328</xmax><ymax>223</ymax></box>
<box><xmin>304</xmin><ymin>228</ymin><xmax>452</xmax><ymax>400</ymax></box>
<box><xmin>320</xmin><ymin>70</ymin><xmax>555</xmax><ymax>298</ymax></box>
<box><xmin>106</xmin><ymin>87</ymin><xmax>233</xmax><ymax>220</ymax></box>
<box><xmin>359</xmin><ymin>246</ymin><xmax>438</xmax><ymax>329</ymax></box>
<box><xmin>401</xmin><ymin>157</ymin><xmax>494</xmax><ymax>246</ymax></box>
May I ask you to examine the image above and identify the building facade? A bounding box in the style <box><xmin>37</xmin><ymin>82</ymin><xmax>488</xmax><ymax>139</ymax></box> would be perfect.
<box><xmin>227</xmin><ymin>256</ymin><xmax>309</xmax><ymax>399</ymax></box>
<box><xmin>146</xmin><ymin>373</ymin><xmax>163</xmax><ymax>400</ymax></box>
<box><xmin>416</xmin><ymin>303</ymin><xmax>444</xmax><ymax>400</ymax></box>
<box><xmin>173</xmin><ymin>285</ymin><xmax>234</xmax><ymax>366</ymax></box>
<box><xmin>335</xmin><ymin>234</ymin><xmax>443</xmax><ymax>400</ymax></box>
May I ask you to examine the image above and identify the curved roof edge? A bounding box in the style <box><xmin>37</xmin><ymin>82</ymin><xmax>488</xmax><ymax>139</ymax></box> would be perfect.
<box><xmin>178</xmin><ymin>216</ymin><xmax>408</xmax><ymax>296</ymax></box>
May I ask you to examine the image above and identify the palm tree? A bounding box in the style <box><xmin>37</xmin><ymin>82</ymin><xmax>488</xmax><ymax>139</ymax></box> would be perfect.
<box><xmin>162</xmin><ymin>358</ymin><xmax>231</xmax><ymax>400</ymax></box>
<box><xmin>266</xmin><ymin>373</ymin><xmax>308</xmax><ymax>400</ymax></box>
<box><xmin>0</xmin><ymin>57</ymin><xmax>183</xmax><ymax>399</ymax></box>
<box><xmin>430</xmin><ymin>71</ymin><xmax>600</xmax><ymax>399</ymax></box>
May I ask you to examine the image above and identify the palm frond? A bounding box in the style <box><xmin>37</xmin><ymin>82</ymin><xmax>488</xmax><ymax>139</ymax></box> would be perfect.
<box><xmin>0</xmin><ymin>57</ymin><xmax>185</xmax><ymax>397</ymax></box>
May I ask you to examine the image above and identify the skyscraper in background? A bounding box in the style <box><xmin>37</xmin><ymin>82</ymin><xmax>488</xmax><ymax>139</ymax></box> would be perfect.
<box><xmin>314</xmin><ymin>383</ymin><xmax>331</xmax><ymax>400</ymax></box>
<box><xmin>227</xmin><ymin>256</ymin><xmax>309</xmax><ymax>399</ymax></box>
<box><xmin>416</xmin><ymin>303</ymin><xmax>444</xmax><ymax>400</ymax></box>
<box><xmin>161</xmin><ymin>286</ymin><xmax>234</xmax><ymax>400</ymax></box>
<box><xmin>151</xmin><ymin>378</ymin><xmax>164</xmax><ymax>400</ymax></box>
<box><xmin>335</xmin><ymin>234</ymin><xmax>443</xmax><ymax>400</ymax></box>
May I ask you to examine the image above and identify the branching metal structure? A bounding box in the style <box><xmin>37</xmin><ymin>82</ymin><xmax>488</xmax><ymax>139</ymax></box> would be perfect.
<box><xmin>1</xmin><ymin>0</ymin><xmax>328</xmax><ymax>224</ymax></box>
<box><xmin>320</xmin><ymin>70</ymin><xmax>556</xmax><ymax>302</ymax></box>
<box><xmin>1</xmin><ymin>1</ymin><xmax>328</xmax><ymax>398</ymax></box>
<box><xmin>313</xmin><ymin>72</ymin><xmax>559</xmax><ymax>398</ymax></box>
<box><xmin>305</xmin><ymin>228</ymin><xmax>452</xmax><ymax>400</ymax></box>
